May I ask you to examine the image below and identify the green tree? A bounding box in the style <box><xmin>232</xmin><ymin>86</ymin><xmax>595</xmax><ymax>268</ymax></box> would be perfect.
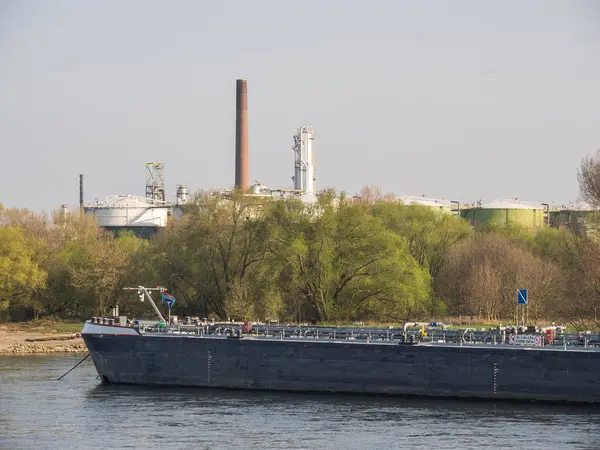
<box><xmin>265</xmin><ymin>195</ymin><xmax>431</xmax><ymax>322</ymax></box>
<box><xmin>32</xmin><ymin>214</ymin><xmax>137</xmax><ymax>318</ymax></box>
<box><xmin>145</xmin><ymin>193</ymin><xmax>272</xmax><ymax>320</ymax></box>
<box><xmin>0</xmin><ymin>226</ymin><xmax>47</xmax><ymax>320</ymax></box>
<box><xmin>371</xmin><ymin>202</ymin><xmax>471</xmax><ymax>280</ymax></box>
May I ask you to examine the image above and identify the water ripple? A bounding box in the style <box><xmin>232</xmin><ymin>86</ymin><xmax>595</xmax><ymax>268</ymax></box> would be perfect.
<box><xmin>0</xmin><ymin>355</ymin><xmax>599</xmax><ymax>450</ymax></box>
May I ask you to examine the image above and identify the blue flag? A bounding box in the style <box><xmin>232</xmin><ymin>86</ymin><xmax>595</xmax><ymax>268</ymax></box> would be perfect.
<box><xmin>161</xmin><ymin>292</ymin><xmax>176</xmax><ymax>308</ymax></box>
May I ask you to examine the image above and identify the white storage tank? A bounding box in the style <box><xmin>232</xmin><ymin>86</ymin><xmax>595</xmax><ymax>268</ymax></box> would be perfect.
<box><xmin>397</xmin><ymin>195</ymin><xmax>455</xmax><ymax>213</ymax></box>
<box><xmin>84</xmin><ymin>195</ymin><xmax>169</xmax><ymax>228</ymax></box>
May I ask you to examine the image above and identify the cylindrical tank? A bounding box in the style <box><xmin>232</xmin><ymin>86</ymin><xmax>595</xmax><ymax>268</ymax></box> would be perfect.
<box><xmin>176</xmin><ymin>184</ymin><xmax>189</xmax><ymax>204</ymax></box>
<box><xmin>460</xmin><ymin>200</ymin><xmax>547</xmax><ymax>229</ymax></box>
<box><xmin>398</xmin><ymin>195</ymin><xmax>454</xmax><ymax>213</ymax></box>
<box><xmin>550</xmin><ymin>209</ymin><xmax>597</xmax><ymax>233</ymax></box>
<box><xmin>83</xmin><ymin>195</ymin><xmax>168</xmax><ymax>228</ymax></box>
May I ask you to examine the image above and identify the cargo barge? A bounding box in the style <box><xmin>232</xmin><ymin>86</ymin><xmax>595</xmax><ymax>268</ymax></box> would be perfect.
<box><xmin>82</xmin><ymin>287</ymin><xmax>600</xmax><ymax>404</ymax></box>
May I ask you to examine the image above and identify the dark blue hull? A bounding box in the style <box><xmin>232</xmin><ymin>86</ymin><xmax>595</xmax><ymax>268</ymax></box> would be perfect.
<box><xmin>82</xmin><ymin>331</ymin><xmax>600</xmax><ymax>404</ymax></box>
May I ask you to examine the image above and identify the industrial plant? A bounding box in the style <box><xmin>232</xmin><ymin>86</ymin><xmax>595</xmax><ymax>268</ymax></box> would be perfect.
<box><xmin>82</xmin><ymin>162</ymin><xmax>188</xmax><ymax>237</ymax></box>
<box><xmin>81</xmin><ymin>79</ymin><xmax>319</xmax><ymax>236</ymax></box>
<box><xmin>78</xmin><ymin>78</ymin><xmax>598</xmax><ymax>237</ymax></box>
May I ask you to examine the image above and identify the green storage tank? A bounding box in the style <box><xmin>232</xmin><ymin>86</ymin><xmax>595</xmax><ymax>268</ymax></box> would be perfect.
<box><xmin>460</xmin><ymin>200</ymin><xmax>548</xmax><ymax>229</ymax></box>
<box><xmin>550</xmin><ymin>209</ymin><xmax>598</xmax><ymax>233</ymax></box>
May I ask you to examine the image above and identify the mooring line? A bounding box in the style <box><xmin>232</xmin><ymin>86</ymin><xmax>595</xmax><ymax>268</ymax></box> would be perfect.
<box><xmin>57</xmin><ymin>353</ymin><xmax>90</xmax><ymax>380</ymax></box>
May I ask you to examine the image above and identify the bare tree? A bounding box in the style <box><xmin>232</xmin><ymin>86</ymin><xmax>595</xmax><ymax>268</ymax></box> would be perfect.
<box><xmin>436</xmin><ymin>233</ymin><xmax>562</xmax><ymax>322</ymax></box>
<box><xmin>358</xmin><ymin>185</ymin><xmax>383</xmax><ymax>204</ymax></box>
<box><xmin>577</xmin><ymin>149</ymin><xmax>600</xmax><ymax>207</ymax></box>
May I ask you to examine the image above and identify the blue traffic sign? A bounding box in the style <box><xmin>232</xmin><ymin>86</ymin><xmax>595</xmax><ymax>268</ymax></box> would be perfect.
<box><xmin>517</xmin><ymin>289</ymin><xmax>528</xmax><ymax>305</ymax></box>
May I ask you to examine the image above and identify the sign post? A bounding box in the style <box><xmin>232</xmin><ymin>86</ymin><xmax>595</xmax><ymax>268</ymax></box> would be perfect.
<box><xmin>517</xmin><ymin>289</ymin><xmax>528</xmax><ymax>326</ymax></box>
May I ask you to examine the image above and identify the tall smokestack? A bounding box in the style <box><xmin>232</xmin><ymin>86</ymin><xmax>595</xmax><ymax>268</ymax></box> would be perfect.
<box><xmin>235</xmin><ymin>79</ymin><xmax>249</xmax><ymax>191</ymax></box>
<box><xmin>79</xmin><ymin>174</ymin><xmax>84</xmax><ymax>211</ymax></box>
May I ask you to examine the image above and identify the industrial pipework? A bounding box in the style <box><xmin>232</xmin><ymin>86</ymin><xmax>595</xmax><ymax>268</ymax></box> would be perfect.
<box><xmin>292</xmin><ymin>126</ymin><xmax>316</xmax><ymax>196</ymax></box>
<box><xmin>235</xmin><ymin>79</ymin><xmax>249</xmax><ymax>192</ymax></box>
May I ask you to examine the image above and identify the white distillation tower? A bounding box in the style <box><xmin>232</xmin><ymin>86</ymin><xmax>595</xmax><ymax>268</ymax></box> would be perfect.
<box><xmin>292</xmin><ymin>126</ymin><xmax>316</xmax><ymax>197</ymax></box>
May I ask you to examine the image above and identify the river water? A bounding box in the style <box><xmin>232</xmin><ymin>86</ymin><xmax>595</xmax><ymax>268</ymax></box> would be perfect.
<box><xmin>0</xmin><ymin>355</ymin><xmax>599</xmax><ymax>450</ymax></box>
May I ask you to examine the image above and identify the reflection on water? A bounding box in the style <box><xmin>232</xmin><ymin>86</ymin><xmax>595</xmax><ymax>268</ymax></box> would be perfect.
<box><xmin>0</xmin><ymin>355</ymin><xmax>598</xmax><ymax>450</ymax></box>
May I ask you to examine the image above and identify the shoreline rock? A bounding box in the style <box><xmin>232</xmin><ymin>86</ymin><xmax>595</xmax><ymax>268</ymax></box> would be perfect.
<box><xmin>0</xmin><ymin>343</ymin><xmax>88</xmax><ymax>354</ymax></box>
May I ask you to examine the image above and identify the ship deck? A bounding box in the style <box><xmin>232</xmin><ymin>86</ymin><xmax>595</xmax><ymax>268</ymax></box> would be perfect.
<box><xmin>83</xmin><ymin>320</ymin><xmax>600</xmax><ymax>352</ymax></box>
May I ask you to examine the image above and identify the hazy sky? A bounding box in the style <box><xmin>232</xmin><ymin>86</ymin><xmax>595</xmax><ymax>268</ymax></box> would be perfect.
<box><xmin>1</xmin><ymin>0</ymin><xmax>599</xmax><ymax>212</ymax></box>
